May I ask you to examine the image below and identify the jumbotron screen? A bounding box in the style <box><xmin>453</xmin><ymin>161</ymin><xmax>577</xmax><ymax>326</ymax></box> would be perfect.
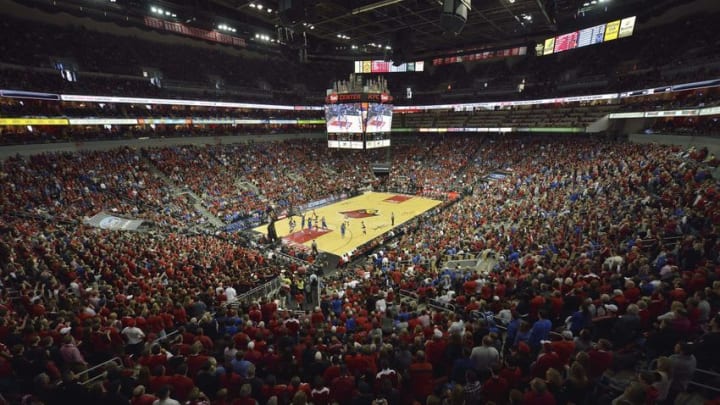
<box><xmin>365</xmin><ymin>103</ymin><xmax>393</xmax><ymax>133</ymax></box>
<box><xmin>325</xmin><ymin>101</ymin><xmax>392</xmax><ymax>149</ymax></box>
<box><xmin>324</xmin><ymin>103</ymin><xmax>364</xmax><ymax>133</ymax></box>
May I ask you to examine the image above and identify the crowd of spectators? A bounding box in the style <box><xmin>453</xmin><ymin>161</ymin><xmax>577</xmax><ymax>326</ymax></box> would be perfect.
<box><xmin>648</xmin><ymin>117</ymin><xmax>720</xmax><ymax>141</ymax></box>
<box><xmin>0</xmin><ymin>148</ymin><xmax>192</xmax><ymax>228</ymax></box>
<box><xmin>0</xmin><ymin>132</ymin><xmax>718</xmax><ymax>405</ymax></box>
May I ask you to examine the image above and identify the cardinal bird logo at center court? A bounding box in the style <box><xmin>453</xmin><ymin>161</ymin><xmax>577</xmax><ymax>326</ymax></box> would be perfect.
<box><xmin>339</xmin><ymin>209</ymin><xmax>380</xmax><ymax>219</ymax></box>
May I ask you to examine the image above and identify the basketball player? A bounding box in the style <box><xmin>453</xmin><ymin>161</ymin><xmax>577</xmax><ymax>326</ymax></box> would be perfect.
<box><xmin>340</xmin><ymin>222</ymin><xmax>346</xmax><ymax>238</ymax></box>
<box><xmin>301</xmin><ymin>213</ymin><xmax>306</xmax><ymax>230</ymax></box>
<box><xmin>361</xmin><ymin>221</ymin><xmax>367</xmax><ymax>235</ymax></box>
<box><xmin>391</xmin><ymin>212</ymin><xmax>395</xmax><ymax>226</ymax></box>
<box><xmin>321</xmin><ymin>216</ymin><xmax>327</xmax><ymax>229</ymax></box>
<box><xmin>288</xmin><ymin>216</ymin><xmax>296</xmax><ymax>233</ymax></box>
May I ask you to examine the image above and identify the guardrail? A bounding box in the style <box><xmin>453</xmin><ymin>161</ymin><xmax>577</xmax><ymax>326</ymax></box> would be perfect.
<box><xmin>152</xmin><ymin>329</ymin><xmax>180</xmax><ymax>345</ymax></box>
<box><xmin>428</xmin><ymin>298</ymin><xmax>456</xmax><ymax>313</ymax></box>
<box><xmin>76</xmin><ymin>357</ymin><xmax>123</xmax><ymax>386</ymax></box>
<box><xmin>275</xmin><ymin>251</ymin><xmax>314</xmax><ymax>268</ymax></box>
<box><xmin>399</xmin><ymin>289</ymin><xmax>419</xmax><ymax>301</ymax></box>
<box><xmin>469</xmin><ymin>310</ymin><xmax>508</xmax><ymax>331</ymax></box>
<box><xmin>636</xmin><ymin>235</ymin><xmax>684</xmax><ymax>249</ymax></box>
<box><xmin>689</xmin><ymin>368</ymin><xmax>720</xmax><ymax>393</ymax></box>
<box><xmin>222</xmin><ymin>276</ymin><xmax>281</xmax><ymax>308</ymax></box>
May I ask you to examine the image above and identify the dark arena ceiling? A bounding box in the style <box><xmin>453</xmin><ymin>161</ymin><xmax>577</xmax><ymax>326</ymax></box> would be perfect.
<box><xmin>22</xmin><ymin>0</ymin><xmax>706</xmax><ymax>61</ymax></box>
<box><xmin>154</xmin><ymin>0</ymin><xmax>688</xmax><ymax>59</ymax></box>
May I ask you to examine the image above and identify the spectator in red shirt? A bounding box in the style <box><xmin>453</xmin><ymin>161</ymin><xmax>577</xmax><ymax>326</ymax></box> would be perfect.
<box><xmin>550</xmin><ymin>331</ymin><xmax>576</xmax><ymax>366</ymax></box>
<box><xmin>408</xmin><ymin>350</ymin><xmax>434</xmax><ymax>401</ymax></box>
<box><xmin>425</xmin><ymin>330</ymin><xmax>447</xmax><ymax>377</ymax></box>
<box><xmin>532</xmin><ymin>342</ymin><xmax>563</xmax><ymax>378</ymax></box>
<box><xmin>329</xmin><ymin>366</ymin><xmax>355</xmax><ymax>404</ymax></box>
<box><xmin>482</xmin><ymin>368</ymin><xmax>510</xmax><ymax>404</ymax></box>
<box><xmin>186</xmin><ymin>342</ymin><xmax>209</xmax><ymax>378</ymax></box>
<box><xmin>523</xmin><ymin>378</ymin><xmax>557</xmax><ymax>405</ymax></box>
<box><xmin>168</xmin><ymin>363</ymin><xmax>195</xmax><ymax>402</ymax></box>
<box><xmin>130</xmin><ymin>385</ymin><xmax>156</xmax><ymax>405</ymax></box>
<box><xmin>587</xmin><ymin>339</ymin><xmax>614</xmax><ymax>380</ymax></box>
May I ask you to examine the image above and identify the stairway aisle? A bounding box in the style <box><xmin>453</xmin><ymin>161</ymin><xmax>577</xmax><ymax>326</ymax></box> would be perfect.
<box><xmin>142</xmin><ymin>155</ymin><xmax>225</xmax><ymax>228</ymax></box>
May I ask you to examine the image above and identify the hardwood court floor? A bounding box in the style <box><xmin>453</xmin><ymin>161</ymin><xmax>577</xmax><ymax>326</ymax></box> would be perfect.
<box><xmin>254</xmin><ymin>192</ymin><xmax>442</xmax><ymax>256</ymax></box>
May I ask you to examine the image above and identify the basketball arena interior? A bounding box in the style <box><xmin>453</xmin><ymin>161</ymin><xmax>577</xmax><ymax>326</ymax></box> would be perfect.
<box><xmin>1</xmin><ymin>0</ymin><xmax>720</xmax><ymax>404</ymax></box>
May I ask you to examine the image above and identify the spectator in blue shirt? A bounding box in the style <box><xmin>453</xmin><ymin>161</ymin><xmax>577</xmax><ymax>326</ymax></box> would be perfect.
<box><xmin>529</xmin><ymin>310</ymin><xmax>552</xmax><ymax>350</ymax></box>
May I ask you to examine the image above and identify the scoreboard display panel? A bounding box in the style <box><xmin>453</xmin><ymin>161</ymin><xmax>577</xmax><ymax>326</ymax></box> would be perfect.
<box><xmin>577</xmin><ymin>24</ymin><xmax>605</xmax><ymax>48</ymax></box>
<box><xmin>324</xmin><ymin>103</ymin><xmax>364</xmax><ymax>133</ymax></box>
<box><xmin>553</xmin><ymin>32</ymin><xmax>578</xmax><ymax>53</ymax></box>
<box><xmin>365</xmin><ymin>103</ymin><xmax>393</xmax><ymax>133</ymax></box>
<box><xmin>354</xmin><ymin>60</ymin><xmax>424</xmax><ymax>73</ymax></box>
<box><xmin>541</xmin><ymin>16</ymin><xmax>634</xmax><ymax>55</ymax></box>
<box><xmin>325</xmin><ymin>94</ymin><xmax>393</xmax><ymax>149</ymax></box>
<box><xmin>543</xmin><ymin>37</ymin><xmax>555</xmax><ymax>55</ymax></box>
<box><xmin>604</xmin><ymin>20</ymin><xmax>621</xmax><ymax>41</ymax></box>
<box><xmin>619</xmin><ymin>16</ymin><xmax>637</xmax><ymax>38</ymax></box>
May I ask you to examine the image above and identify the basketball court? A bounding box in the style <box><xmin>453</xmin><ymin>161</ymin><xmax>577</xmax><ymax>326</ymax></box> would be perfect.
<box><xmin>253</xmin><ymin>191</ymin><xmax>442</xmax><ymax>256</ymax></box>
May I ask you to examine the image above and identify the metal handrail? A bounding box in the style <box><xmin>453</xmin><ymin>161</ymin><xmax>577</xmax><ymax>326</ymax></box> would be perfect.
<box><xmin>688</xmin><ymin>381</ymin><xmax>720</xmax><ymax>393</ymax></box>
<box><xmin>221</xmin><ymin>276</ymin><xmax>280</xmax><ymax>308</ymax></box>
<box><xmin>694</xmin><ymin>368</ymin><xmax>720</xmax><ymax>378</ymax></box>
<box><xmin>687</xmin><ymin>367</ymin><xmax>720</xmax><ymax>393</ymax></box>
<box><xmin>275</xmin><ymin>251</ymin><xmax>313</xmax><ymax>267</ymax></box>
<box><xmin>235</xmin><ymin>276</ymin><xmax>281</xmax><ymax>305</ymax></box>
<box><xmin>152</xmin><ymin>329</ymin><xmax>180</xmax><ymax>344</ymax></box>
<box><xmin>428</xmin><ymin>299</ymin><xmax>456</xmax><ymax>313</ymax></box>
<box><xmin>399</xmin><ymin>289</ymin><xmax>419</xmax><ymax>300</ymax></box>
<box><xmin>76</xmin><ymin>357</ymin><xmax>123</xmax><ymax>385</ymax></box>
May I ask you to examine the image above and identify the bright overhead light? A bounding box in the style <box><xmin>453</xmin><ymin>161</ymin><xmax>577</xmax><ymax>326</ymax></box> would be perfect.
<box><xmin>165</xmin><ymin>11</ymin><xmax>171</xmax><ymax>15</ymax></box>
<box><xmin>385</xmin><ymin>45</ymin><xmax>391</xmax><ymax>50</ymax></box>
<box><xmin>351</xmin><ymin>45</ymin><xmax>358</xmax><ymax>49</ymax></box>
<box><xmin>267</xmin><ymin>8</ymin><xmax>272</xmax><ymax>12</ymax></box>
<box><xmin>249</xmin><ymin>3</ymin><xmax>256</xmax><ymax>7</ymax></box>
<box><xmin>151</xmin><ymin>6</ymin><xmax>157</xmax><ymax>12</ymax></box>
<box><xmin>257</xmin><ymin>4</ymin><xmax>263</xmax><ymax>10</ymax></box>
<box><xmin>171</xmin><ymin>13</ymin><xmax>176</xmax><ymax>17</ymax></box>
<box><xmin>309</xmin><ymin>25</ymin><xmax>315</xmax><ymax>30</ymax></box>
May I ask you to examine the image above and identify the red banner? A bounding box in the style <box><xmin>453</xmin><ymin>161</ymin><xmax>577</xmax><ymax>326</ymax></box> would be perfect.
<box><xmin>433</xmin><ymin>46</ymin><xmax>527</xmax><ymax>66</ymax></box>
<box><xmin>144</xmin><ymin>17</ymin><xmax>246</xmax><ymax>48</ymax></box>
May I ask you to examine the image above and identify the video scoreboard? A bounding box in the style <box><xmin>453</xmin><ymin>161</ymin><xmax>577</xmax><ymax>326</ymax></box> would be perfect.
<box><xmin>325</xmin><ymin>92</ymin><xmax>393</xmax><ymax>149</ymax></box>
<box><xmin>537</xmin><ymin>16</ymin><xmax>636</xmax><ymax>56</ymax></box>
<box><xmin>354</xmin><ymin>60</ymin><xmax>424</xmax><ymax>74</ymax></box>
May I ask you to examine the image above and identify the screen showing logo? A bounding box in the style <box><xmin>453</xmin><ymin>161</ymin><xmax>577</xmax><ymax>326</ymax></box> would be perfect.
<box><xmin>340</xmin><ymin>209</ymin><xmax>380</xmax><ymax>218</ymax></box>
